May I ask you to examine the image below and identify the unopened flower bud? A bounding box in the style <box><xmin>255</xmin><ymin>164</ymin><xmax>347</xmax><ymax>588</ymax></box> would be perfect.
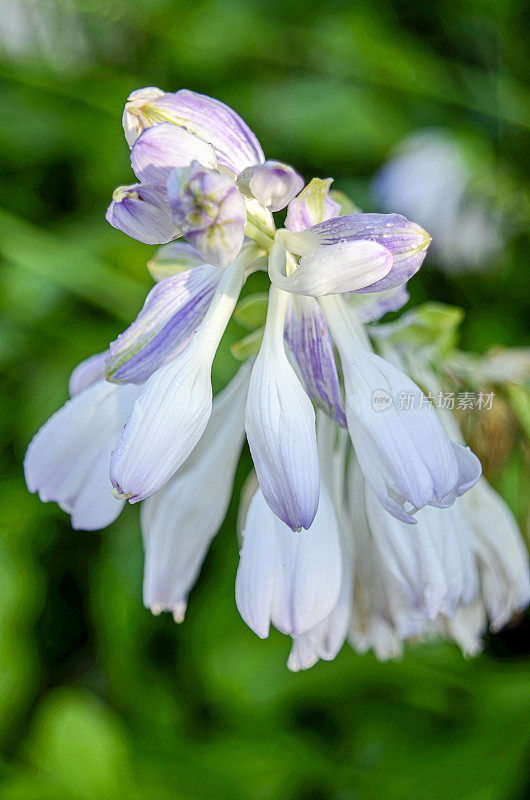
<box><xmin>167</xmin><ymin>161</ymin><xmax>246</xmax><ymax>267</ymax></box>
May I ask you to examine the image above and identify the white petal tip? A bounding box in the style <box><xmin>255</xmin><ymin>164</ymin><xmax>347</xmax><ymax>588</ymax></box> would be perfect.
<box><xmin>287</xmin><ymin>661</ymin><xmax>302</xmax><ymax>673</ymax></box>
<box><xmin>173</xmin><ymin>602</ymin><xmax>188</xmax><ymax>623</ymax></box>
<box><xmin>243</xmin><ymin>619</ymin><xmax>270</xmax><ymax>639</ymax></box>
<box><xmin>149</xmin><ymin>601</ymin><xmax>188</xmax><ymax>622</ymax></box>
<box><xmin>287</xmin><ymin>656</ymin><xmax>317</xmax><ymax>673</ymax></box>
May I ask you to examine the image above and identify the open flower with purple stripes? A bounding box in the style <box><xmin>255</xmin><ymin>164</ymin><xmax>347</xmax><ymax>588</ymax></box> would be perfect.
<box><xmin>24</xmin><ymin>87</ymin><xmax>529</xmax><ymax>671</ymax></box>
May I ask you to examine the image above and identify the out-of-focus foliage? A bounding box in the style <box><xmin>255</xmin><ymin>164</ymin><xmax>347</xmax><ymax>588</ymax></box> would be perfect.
<box><xmin>0</xmin><ymin>1</ymin><xmax>529</xmax><ymax>798</ymax></box>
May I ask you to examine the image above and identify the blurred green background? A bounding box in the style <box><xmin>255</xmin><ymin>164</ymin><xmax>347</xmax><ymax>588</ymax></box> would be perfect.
<box><xmin>1</xmin><ymin>0</ymin><xmax>530</xmax><ymax>797</ymax></box>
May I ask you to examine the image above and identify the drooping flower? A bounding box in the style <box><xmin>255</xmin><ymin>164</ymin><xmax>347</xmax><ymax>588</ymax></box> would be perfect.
<box><xmin>110</xmin><ymin>257</ymin><xmax>246</xmax><ymax>502</ymax></box>
<box><xmin>245</xmin><ymin>285</ymin><xmax>320</xmax><ymax>531</ymax></box>
<box><xmin>346</xmin><ymin>457</ymin><xmax>529</xmax><ymax>663</ymax></box>
<box><xmin>106</xmin><ymin>260</ymin><xmax>223</xmax><ymax>384</ymax></box>
<box><xmin>275</xmin><ymin>212</ymin><xmax>431</xmax><ymax>294</ymax></box>
<box><xmin>25</xmin><ymin>360</ymin><xmax>140</xmax><ymax>531</ymax></box>
<box><xmin>320</xmin><ymin>294</ymin><xmax>481</xmax><ymax>522</ymax></box>
<box><xmin>142</xmin><ymin>363</ymin><xmax>250</xmax><ymax>621</ymax></box>
<box><xmin>235</xmin><ymin>484</ymin><xmax>342</xmax><ymax>638</ymax></box>
<box><xmin>461</xmin><ymin>478</ymin><xmax>530</xmax><ymax>632</ymax></box>
<box><xmin>24</xmin><ymin>85</ymin><xmax>529</xmax><ymax>675</ymax></box>
<box><xmin>287</xmin><ymin>414</ymin><xmax>353</xmax><ymax>671</ymax></box>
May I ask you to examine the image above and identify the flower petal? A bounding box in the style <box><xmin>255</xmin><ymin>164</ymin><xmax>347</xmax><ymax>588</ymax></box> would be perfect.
<box><xmin>366</xmin><ymin>488</ymin><xmax>478</xmax><ymax>620</ymax></box>
<box><xmin>239</xmin><ymin>160</ymin><xmax>304</xmax><ymax>212</ymax></box>
<box><xmin>106</xmin><ymin>265</ymin><xmax>222</xmax><ymax>384</ymax></box>
<box><xmin>271</xmin><ymin>240</ymin><xmax>392</xmax><ymax>296</ymax></box>
<box><xmin>123</xmin><ymin>87</ymin><xmax>264</xmax><ymax>174</ymax></box>
<box><xmin>287</xmin><ymin>574</ymin><xmax>351</xmax><ymax>671</ymax></box>
<box><xmin>110</xmin><ymin>261</ymin><xmax>245</xmax><ymax>502</ymax></box>
<box><xmin>147</xmin><ymin>242</ymin><xmax>207</xmax><ymax>281</ymax></box>
<box><xmin>284</xmin><ymin>295</ymin><xmax>346</xmax><ymax>427</ymax></box>
<box><xmin>463</xmin><ymin>479</ymin><xmax>530</xmax><ymax>631</ymax></box>
<box><xmin>287</xmin><ymin>418</ymin><xmax>353</xmax><ymax>670</ymax></box>
<box><xmin>322</xmin><ymin>300</ymin><xmax>481</xmax><ymax>521</ymax></box>
<box><xmin>272</xmin><ymin>486</ymin><xmax>342</xmax><ymax>636</ymax></box>
<box><xmin>347</xmin><ymin>459</ymin><xmax>407</xmax><ymax>659</ymax></box>
<box><xmin>106</xmin><ymin>184</ymin><xmax>175</xmax><ymax>245</ymax></box>
<box><xmin>451</xmin><ymin>441</ymin><xmax>483</xmax><ymax>497</ymax></box>
<box><xmin>70</xmin><ymin>436</ymin><xmax>126</xmax><ymax>531</ymax></box>
<box><xmin>155</xmin><ymin>89</ymin><xmax>265</xmax><ymax>173</ymax></box>
<box><xmin>443</xmin><ymin>601</ymin><xmax>486</xmax><ymax>657</ymax></box>
<box><xmin>122</xmin><ymin>87</ymin><xmax>165</xmax><ymax>146</ymax></box>
<box><xmin>130</xmin><ymin>122</ymin><xmax>217</xmax><ymax>185</ymax></box>
<box><xmin>167</xmin><ymin>162</ymin><xmax>246</xmax><ymax>267</ymax></box>
<box><xmin>235</xmin><ymin>489</ymin><xmax>278</xmax><ymax>638</ymax></box>
<box><xmin>68</xmin><ymin>352</ymin><xmax>107</xmax><ymax>396</ymax></box>
<box><xmin>344</xmin><ymin>355</ymin><xmax>460</xmax><ymax>519</ymax></box>
<box><xmin>285</xmin><ymin>177</ymin><xmax>340</xmax><ymax>231</ymax></box>
<box><xmin>283</xmin><ymin>213</ymin><xmax>431</xmax><ymax>292</ymax></box>
<box><xmin>141</xmin><ymin>364</ymin><xmax>250</xmax><ymax>619</ymax></box>
<box><xmin>236</xmin><ymin>486</ymin><xmax>342</xmax><ymax>638</ymax></box>
<box><xmin>110</xmin><ymin>342</ymin><xmax>213</xmax><ymax>503</ymax></box>
<box><xmin>24</xmin><ymin>380</ymin><xmax>139</xmax><ymax>530</ymax></box>
<box><xmin>245</xmin><ymin>290</ymin><xmax>320</xmax><ymax>531</ymax></box>
<box><xmin>353</xmin><ymin>284</ymin><xmax>410</xmax><ymax>323</ymax></box>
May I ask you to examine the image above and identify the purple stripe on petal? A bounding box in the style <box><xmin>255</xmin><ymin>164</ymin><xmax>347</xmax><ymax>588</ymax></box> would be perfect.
<box><xmin>146</xmin><ymin>89</ymin><xmax>265</xmax><ymax>174</ymax></box>
<box><xmin>309</xmin><ymin>213</ymin><xmax>431</xmax><ymax>292</ymax></box>
<box><xmin>106</xmin><ymin>184</ymin><xmax>175</xmax><ymax>245</ymax></box>
<box><xmin>245</xmin><ymin>291</ymin><xmax>320</xmax><ymax>532</ymax></box>
<box><xmin>285</xmin><ymin>296</ymin><xmax>346</xmax><ymax>427</ymax></box>
<box><xmin>106</xmin><ymin>265</ymin><xmax>222</xmax><ymax>384</ymax></box>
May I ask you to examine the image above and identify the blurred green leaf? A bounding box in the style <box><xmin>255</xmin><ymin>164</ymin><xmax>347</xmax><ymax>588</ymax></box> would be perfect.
<box><xmin>0</xmin><ymin>209</ymin><xmax>146</xmax><ymax>322</ymax></box>
<box><xmin>24</xmin><ymin>689</ymin><xmax>134</xmax><ymax>800</ymax></box>
<box><xmin>233</xmin><ymin>292</ymin><xmax>269</xmax><ymax>331</ymax></box>
<box><xmin>230</xmin><ymin>327</ymin><xmax>263</xmax><ymax>361</ymax></box>
<box><xmin>378</xmin><ymin>302</ymin><xmax>465</xmax><ymax>354</ymax></box>
<box><xmin>506</xmin><ymin>382</ymin><xmax>530</xmax><ymax>439</ymax></box>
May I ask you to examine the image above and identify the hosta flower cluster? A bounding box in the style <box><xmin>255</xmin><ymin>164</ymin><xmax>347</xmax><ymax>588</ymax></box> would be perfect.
<box><xmin>25</xmin><ymin>88</ymin><xmax>530</xmax><ymax>669</ymax></box>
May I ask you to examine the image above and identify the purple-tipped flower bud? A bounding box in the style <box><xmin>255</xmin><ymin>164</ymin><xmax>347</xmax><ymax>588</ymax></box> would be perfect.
<box><xmin>122</xmin><ymin>87</ymin><xmax>264</xmax><ymax>174</ymax></box>
<box><xmin>239</xmin><ymin>160</ymin><xmax>304</xmax><ymax>212</ymax></box>
<box><xmin>282</xmin><ymin>213</ymin><xmax>431</xmax><ymax>293</ymax></box>
<box><xmin>167</xmin><ymin>161</ymin><xmax>246</xmax><ymax>267</ymax></box>
<box><xmin>106</xmin><ymin>184</ymin><xmax>175</xmax><ymax>245</ymax></box>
